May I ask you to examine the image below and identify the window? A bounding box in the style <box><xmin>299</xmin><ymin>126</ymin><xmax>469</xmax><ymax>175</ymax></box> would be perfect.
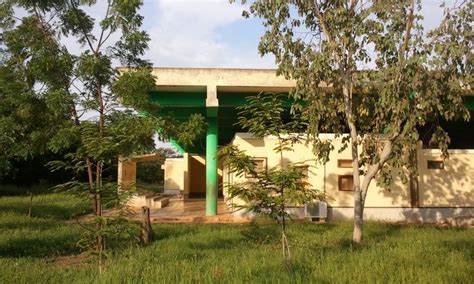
<box><xmin>338</xmin><ymin>175</ymin><xmax>354</xmax><ymax>191</ymax></box>
<box><xmin>338</xmin><ymin>159</ymin><xmax>352</xmax><ymax>168</ymax></box>
<box><xmin>427</xmin><ymin>160</ymin><xmax>444</xmax><ymax>170</ymax></box>
<box><xmin>246</xmin><ymin>157</ymin><xmax>267</xmax><ymax>178</ymax></box>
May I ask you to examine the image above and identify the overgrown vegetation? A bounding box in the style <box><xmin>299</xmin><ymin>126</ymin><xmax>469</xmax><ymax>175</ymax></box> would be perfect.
<box><xmin>0</xmin><ymin>193</ymin><xmax>472</xmax><ymax>283</ymax></box>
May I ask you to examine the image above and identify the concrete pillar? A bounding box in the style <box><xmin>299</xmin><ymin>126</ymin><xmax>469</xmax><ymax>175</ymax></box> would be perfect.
<box><xmin>206</xmin><ymin>110</ymin><xmax>218</xmax><ymax>216</ymax></box>
<box><xmin>117</xmin><ymin>157</ymin><xmax>136</xmax><ymax>190</ymax></box>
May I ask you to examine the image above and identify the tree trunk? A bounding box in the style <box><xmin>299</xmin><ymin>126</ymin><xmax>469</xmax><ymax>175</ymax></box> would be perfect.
<box><xmin>353</xmin><ymin>190</ymin><xmax>364</xmax><ymax>243</ymax></box>
<box><xmin>140</xmin><ymin>206</ymin><xmax>153</xmax><ymax>245</ymax></box>
<box><xmin>27</xmin><ymin>192</ymin><xmax>33</xmax><ymax>218</ymax></box>
<box><xmin>95</xmin><ymin>189</ymin><xmax>104</xmax><ymax>256</ymax></box>
<box><xmin>341</xmin><ymin>79</ymin><xmax>365</xmax><ymax>244</ymax></box>
<box><xmin>409</xmin><ymin>149</ymin><xmax>419</xmax><ymax>207</ymax></box>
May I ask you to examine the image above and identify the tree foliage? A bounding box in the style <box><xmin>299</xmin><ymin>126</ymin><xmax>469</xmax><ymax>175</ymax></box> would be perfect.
<box><xmin>0</xmin><ymin>0</ymin><xmax>204</xmax><ymax>270</ymax></box>
<box><xmin>220</xmin><ymin>93</ymin><xmax>323</xmax><ymax>265</ymax></box>
<box><xmin>237</xmin><ymin>0</ymin><xmax>472</xmax><ymax>243</ymax></box>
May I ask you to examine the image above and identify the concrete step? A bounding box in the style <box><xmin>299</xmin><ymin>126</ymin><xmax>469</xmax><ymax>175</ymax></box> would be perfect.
<box><xmin>168</xmin><ymin>194</ymin><xmax>185</xmax><ymax>201</ymax></box>
<box><xmin>144</xmin><ymin>194</ymin><xmax>170</xmax><ymax>209</ymax></box>
<box><xmin>129</xmin><ymin>193</ymin><xmax>176</xmax><ymax>209</ymax></box>
<box><xmin>151</xmin><ymin>196</ymin><xmax>170</xmax><ymax>209</ymax></box>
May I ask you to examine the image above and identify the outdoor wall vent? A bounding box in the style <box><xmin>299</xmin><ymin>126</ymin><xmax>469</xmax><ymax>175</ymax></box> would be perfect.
<box><xmin>338</xmin><ymin>159</ymin><xmax>352</xmax><ymax>168</ymax></box>
<box><xmin>305</xmin><ymin>201</ymin><xmax>328</xmax><ymax>219</ymax></box>
<box><xmin>427</xmin><ymin>160</ymin><xmax>444</xmax><ymax>170</ymax></box>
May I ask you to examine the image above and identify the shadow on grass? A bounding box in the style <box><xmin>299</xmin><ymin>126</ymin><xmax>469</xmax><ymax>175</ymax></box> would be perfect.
<box><xmin>0</xmin><ymin>203</ymin><xmax>88</xmax><ymax>220</ymax></box>
<box><xmin>0</xmin><ymin>231</ymin><xmax>80</xmax><ymax>258</ymax></box>
<box><xmin>240</xmin><ymin>223</ymin><xmax>280</xmax><ymax>245</ymax></box>
<box><xmin>289</xmin><ymin>261</ymin><xmax>331</xmax><ymax>283</ymax></box>
<box><xmin>292</xmin><ymin>221</ymin><xmax>338</xmax><ymax>234</ymax></box>
<box><xmin>298</xmin><ymin>222</ymin><xmax>405</xmax><ymax>255</ymax></box>
<box><xmin>364</xmin><ymin>222</ymin><xmax>403</xmax><ymax>244</ymax></box>
<box><xmin>152</xmin><ymin>224</ymin><xmax>200</xmax><ymax>241</ymax></box>
<box><xmin>441</xmin><ymin>239</ymin><xmax>474</xmax><ymax>260</ymax></box>
<box><xmin>0</xmin><ymin>184</ymin><xmax>52</xmax><ymax>196</ymax></box>
<box><xmin>0</xmin><ymin>219</ymin><xmax>62</xmax><ymax>231</ymax></box>
<box><xmin>241</xmin><ymin>222</ymin><xmax>340</xmax><ymax>250</ymax></box>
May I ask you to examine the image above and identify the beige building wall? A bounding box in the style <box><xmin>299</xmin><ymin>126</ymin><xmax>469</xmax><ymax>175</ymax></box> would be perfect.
<box><xmin>189</xmin><ymin>155</ymin><xmax>206</xmax><ymax>194</ymax></box>
<box><xmin>117</xmin><ymin>158</ymin><xmax>136</xmax><ymax>189</ymax></box>
<box><xmin>418</xmin><ymin>149</ymin><xmax>474</xmax><ymax>207</ymax></box>
<box><xmin>163</xmin><ymin>158</ymin><xmax>185</xmax><ymax>192</ymax></box>
<box><xmin>162</xmin><ymin>154</ymin><xmax>223</xmax><ymax>196</ymax></box>
<box><xmin>225</xmin><ymin>133</ymin><xmax>473</xmax><ymax>210</ymax></box>
<box><xmin>324</xmin><ymin>138</ymin><xmax>410</xmax><ymax>208</ymax></box>
<box><xmin>224</xmin><ymin>134</ymin><xmax>325</xmax><ymax>208</ymax></box>
<box><xmin>157</xmin><ymin>132</ymin><xmax>473</xmax><ymax>222</ymax></box>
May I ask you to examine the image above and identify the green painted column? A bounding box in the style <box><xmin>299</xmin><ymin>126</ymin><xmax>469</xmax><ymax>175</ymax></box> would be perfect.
<box><xmin>206</xmin><ymin>111</ymin><xmax>218</xmax><ymax>216</ymax></box>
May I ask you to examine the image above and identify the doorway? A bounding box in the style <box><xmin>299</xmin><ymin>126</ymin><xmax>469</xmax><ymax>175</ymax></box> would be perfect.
<box><xmin>188</xmin><ymin>155</ymin><xmax>222</xmax><ymax>198</ymax></box>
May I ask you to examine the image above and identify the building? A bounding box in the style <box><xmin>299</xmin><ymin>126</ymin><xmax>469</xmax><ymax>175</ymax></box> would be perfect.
<box><xmin>119</xmin><ymin>67</ymin><xmax>474</xmax><ymax>222</ymax></box>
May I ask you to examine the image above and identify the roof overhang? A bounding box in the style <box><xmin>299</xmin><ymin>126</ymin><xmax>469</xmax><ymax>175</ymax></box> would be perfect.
<box><xmin>118</xmin><ymin>67</ymin><xmax>297</xmax><ymax>93</ymax></box>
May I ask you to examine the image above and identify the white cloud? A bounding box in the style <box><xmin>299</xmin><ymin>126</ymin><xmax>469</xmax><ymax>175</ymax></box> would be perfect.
<box><xmin>144</xmin><ymin>0</ymin><xmax>275</xmax><ymax>68</ymax></box>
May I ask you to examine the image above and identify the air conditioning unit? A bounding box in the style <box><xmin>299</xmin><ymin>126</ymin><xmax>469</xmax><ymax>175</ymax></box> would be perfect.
<box><xmin>305</xmin><ymin>201</ymin><xmax>328</xmax><ymax>219</ymax></box>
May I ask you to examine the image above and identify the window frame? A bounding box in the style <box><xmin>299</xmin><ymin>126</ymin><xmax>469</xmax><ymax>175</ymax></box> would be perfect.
<box><xmin>338</xmin><ymin>175</ymin><xmax>354</xmax><ymax>191</ymax></box>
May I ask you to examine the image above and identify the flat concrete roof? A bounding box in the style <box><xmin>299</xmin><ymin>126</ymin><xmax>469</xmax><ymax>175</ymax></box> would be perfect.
<box><xmin>118</xmin><ymin>66</ymin><xmax>473</xmax><ymax>98</ymax></box>
<box><xmin>119</xmin><ymin>67</ymin><xmax>297</xmax><ymax>93</ymax></box>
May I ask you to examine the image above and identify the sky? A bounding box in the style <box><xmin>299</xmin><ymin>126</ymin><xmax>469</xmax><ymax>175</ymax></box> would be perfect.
<box><xmin>136</xmin><ymin>0</ymin><xmax>446</xmax><ymax>69</ymax></box>
<box><xmin>10</xmin><ymin>0</ymin><xmax>449</xmax><ymax>69</ymax></box>
<box><xmin>140</xmin><ymin>0</ymin><xmax>275</xmax><ymax>68</ymax></box>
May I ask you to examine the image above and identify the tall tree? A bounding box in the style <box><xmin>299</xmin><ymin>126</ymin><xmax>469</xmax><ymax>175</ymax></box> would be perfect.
<box><xmin>237</xmin><ymin>0</ymin><xmax>471</xmax><ymax>243</ymax></box>
<box><xmin>1</xmin><ymin>0</ymin><xmax>157</xmax><ymax>266</ymax></box>
<box><xmin>0</xmin><ymin>0</ymin><xmax>205</xmax><ymax>268</ymax></box>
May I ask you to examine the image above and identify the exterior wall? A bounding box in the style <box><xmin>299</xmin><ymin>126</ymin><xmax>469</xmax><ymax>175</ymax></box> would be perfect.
<box><xmin>223</xmin><ymin>134</ymin><xmax>324</xmax><ymax>208</ymax></box>
<box><xmin>183</xmin><ymin>153</ymin><xmax>190</xmax><ymax>195</ymax></box>
<box><xmin>224</xmin><ymin>133</ymin><xmax>474</xmax><ymax>221</ymax></box>
<box><xmin>163</xmin><ymin>154</ymin><xmax>223</xmax><ymax>196</ymax></box>
<box><xmin>418</xmin><ymin>149</ymin><xmax>474</xmax><ymax>207</ymax></box>
<box><xmin>324</xmin><ymin>138</ymin><xmax>410</xmax><ymax>208</ymax></box>
<box><xmin>163</xmin><ymin>158</ymin><xmax>185</xmax><ymax>193</ymax></box>
<box><xmin>189</xmin><ymin>155</ymin><xmax>206</xmax><ymax>194</ymax></box>
<box><xmin>117</xmin><ymin>158</ymin><xmax>136</xmax><ymax>189</ymax></box>
<box><xmin>328</xmin><ymin>207</ymin><xmax>474</xmax><ymax>224</ymax></box>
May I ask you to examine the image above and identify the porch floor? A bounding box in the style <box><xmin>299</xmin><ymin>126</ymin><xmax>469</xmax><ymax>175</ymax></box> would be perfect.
<box><xmin>147</xmin><ymin>198</ymin><xmax>252</xmax><ymax>224</ymax></box>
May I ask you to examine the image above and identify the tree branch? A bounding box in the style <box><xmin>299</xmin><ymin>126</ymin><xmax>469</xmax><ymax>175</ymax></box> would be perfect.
<box><xmin>96</xmin><ymin>0</ymin><xmax>112</xmax><ymax>53</ymax></box>
<box><xmin>360</xmin><ymin>137</ymin><xmax>393</xmax><ymax>200</ymax></box>
<box><xmin>312</xmin><ymin>1</ymin><xmax>336</xmax><ymax>49</ymax></box>
<box><xmin>69</xmin><ymin>0</ymin><xmax>96</xmax><ymax>54</ymax></box>
<box><xmin>397</xmin><ymin>0</ymin><xmax>415</xmax><ymax>78</ymax></box>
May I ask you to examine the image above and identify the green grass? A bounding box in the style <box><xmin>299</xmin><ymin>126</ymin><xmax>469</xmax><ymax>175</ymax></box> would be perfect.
<box><xmin>0</xmin><ymin>183</ymin><xmax>53</xmax><ymax>196</ymax></box>
<box><xmin>0</xmin><ymin>193</ymin><xmax>472</xmax><ymax>283</ymax></box>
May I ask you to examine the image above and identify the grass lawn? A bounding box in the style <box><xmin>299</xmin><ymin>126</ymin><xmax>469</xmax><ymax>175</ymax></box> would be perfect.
<box><xmin>0</xmin><ymin>183</ymin><xmax>54</xmax><ymax>196</ymax></box>
<box><xmin>0</xmin><ymin>193</ymin><xmax>472</xmax><ymax>283</ymax></box>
